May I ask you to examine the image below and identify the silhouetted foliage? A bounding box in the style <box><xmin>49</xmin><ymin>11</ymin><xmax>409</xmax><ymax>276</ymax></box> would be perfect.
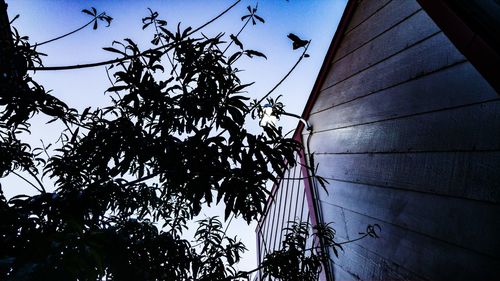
<box><xmin>0</xmin><ymin>2</ymin><xmax>378</xmax><ymax>280</ymax></box>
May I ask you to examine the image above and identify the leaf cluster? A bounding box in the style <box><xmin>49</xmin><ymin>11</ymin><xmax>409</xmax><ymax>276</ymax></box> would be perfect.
<box><xmin>82</xmin><ymin>7</ymin><xmax>113</xmax><ymax>30</ymax></box>
<box><xmin>261</xmin><ymin>221</ymin><xmax>330</xmax><ymax>281</ymax></box>
<box><xmin>0</xmin><ymin>5</ymin><xmax>308</xmax><ymax>281</ymax></box>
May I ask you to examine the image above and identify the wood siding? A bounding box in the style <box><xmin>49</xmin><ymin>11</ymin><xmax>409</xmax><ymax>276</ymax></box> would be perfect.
<box><xmin>304</xmin><ymin>0</ymin><xmax>500</xmax><ymax>280</ymax></box>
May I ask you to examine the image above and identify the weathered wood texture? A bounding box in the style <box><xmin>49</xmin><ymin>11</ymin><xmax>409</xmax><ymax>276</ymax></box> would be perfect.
<box><xmin>318</xmin><ymin>180</ymin><xmax>500</xmax><ymax>258</ymax></box>
<box><xmin>322</xmin><ymin>201</ymin><xmax>499</xmax><ymax>281</ymax></box>
<box><xmin>310</xmin><ymin>62</ymin><xmax>497</xmax><ymax>131</ymax></box>
<box><xmin>304</xmin><ymin>0</ymin><xmax>500</xmax><ymax>279</ymax></box>
<box><xmin>308</xmin><ymin>100</ymin><xmax>500</xmax><ymax>154</ymax></box>
<box><xmin>343</xmin><ymin>0</ymin><xmax>391</xmax><ymax>35</ymax></box>
<box><xmin>314</xmin><ymin>32</ymin><xmax>468</xmax><ymax>114</ymax></box>
<box><xmin>334</xmin><ymin>0</ymin><xmax>421</xmax><ymax>61</ymax></box>
<box><xmin>314</xmin><ymin>152</ymin><xmax>500</xmax><ymax>203</ymax></box>
<box><xmin>329</xmin><ymin>9</ymin><xmax>441</xmax><ymax>87</ymax></box>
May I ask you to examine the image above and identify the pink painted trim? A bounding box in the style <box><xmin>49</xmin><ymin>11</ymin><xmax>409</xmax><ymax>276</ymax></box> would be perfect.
<box><xmin>296</xmin><ymin>143</ymin><xmax>318</xmax><ymax>227</ymax></box>
<box><xmin>255</xmin><ymin>0</ymin><xmax>359</xmax><ymax>279</ymax></box>
<box><xmin>298</xmin><ymin>143</ymin><xmax>329</xmax><ymax>281</ymax></box>
<box><xmin>292</xmin><ymin>0</ymin><xmax>359</xmax><ymax>142</ymax></box>
<box><xmin>257</xmin><ymin>0</ymin><xmax>358</xmax><ymax>237</ymax></box>
<box><xmin>255</xmin><ymin>127</ymin><xmax>307</xmax><ymax>231</ymax></box>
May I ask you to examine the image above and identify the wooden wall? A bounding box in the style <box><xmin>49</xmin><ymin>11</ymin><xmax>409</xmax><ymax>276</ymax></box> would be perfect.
<box><xmin>304</xmin><ymin>0</ymin><xmax>500</xmax><ymax>280</ymax></box>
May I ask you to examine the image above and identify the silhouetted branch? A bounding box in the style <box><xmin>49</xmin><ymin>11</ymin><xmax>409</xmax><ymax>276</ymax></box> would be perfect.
<box><xmin>11</xmin><ymin>171</ymin><xmax>44</xmax><ymax>193</ymax></box>
<box><xmin>32</xmin><ymin>13</ymin><xmax>103</xmax><ymax>48</ymax></box>
<box><xmin>28</xmin><ymin>55</ymin><xmax>136</xmax><ymax>71</ymax></box>
<box><xmin>222</xmin><ymin>11</ymin><xmax>252</xmax><ymax>55</ymax></box>
<box><xmin>28</xmin><ymin>0</ymin><xmax>242</xmax><ymax>71</ymax></box>
<box><xmin>252</xmin><ymin>41</ymin><xmax>310</xmax><ymax>110</ymax></box>
<box><xmin>189</xmin><ymin>0</ymin><xmax>241</xmax><ymax>35</ymax></box>
<box><xmin>215</xmin><ymin>41</ymin><xmax>310</xmax><ymax>139</ymax></box>
<box><xmin>25</xmin><ymin>169</ymin><xmax>46</xmax><ymax>193</ymax></box>
<box><xmin>226</xmin><ymin>264</ymin><xmax>264</xmax><ymax>280</ymax></box>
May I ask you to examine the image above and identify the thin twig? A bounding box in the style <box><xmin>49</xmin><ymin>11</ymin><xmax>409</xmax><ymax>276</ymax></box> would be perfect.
<box><xmin>222</xmin><ymin>213</ymin><xmax>234</xmax><ymax>236</ymax></box>
<box><xmin>153</xmin><ymin>19</ymin><xmax>179</xmax><ymax>78</ymax></box>
<box><xmin>337</xmin><ymin>233</ymin><xmax>369</xmax><ymax>245</ymax></box>
<box><xmin>189</xmin><ymin>0</ymin><xmax>241</xmax><ymax>35</ymax></box>
<box><xmin>29</xmin><ymin>54</ymin><xmax>138</xmax><ymax>71</ymax></box>
<box><xmin>33</xmin><ymin>14</ymin><xmax>103</xmax><ymax>48</ymax></box>
<box><xmin>104</xmin><ymin>65</ymin><xmax>115</xmax><ymax>86</ymax></box>
<box><xmin>226</xmin><ymin>264</ymin><xmax>264</xmax><ymax>280</ymax></box>
<box><xmin>28</xmin><ymin>0</ymin><xmax>242</xmax><ymax>71</ymax></box>
<box><xmin>11</xmin><ymin>171</ymin><xmax>44</xmax><ymax>193</ymax></box>
<box><xmin>120</xmin><ymin>172</ymin><xmax>159</xmax><ymax>187</ymax></box>
<box><xmin>25</xmin><ymin>169</ymin><xmax>47</xmax><ymax>193</ymax></box>
<box><xmin>222</xmin><ymin>13</ymin><xmax>252</xmax><ymax>55</ymax></box>
<box><xmin>252</xmin><ymin>41</ymin><xmax>310</xmax><ymax>111</ymax></box>
<box><xmin>62</xmin><ymin>120</ymin><xmax>75</xmax><ymax>135</ymax></box>
<box><xmin>215</xmin><ymin>42</ymin><xmax>311</xmax><ymax>138</ymax></box>
<box><xmin>39</xmin><ymin>139</ymin><xmax>51</xmax><ymax>158</ymax></box>
<box><xmin>302</xmin><ymin>231</ymin><xmax>375</xmax><ymax>254</ymax></box>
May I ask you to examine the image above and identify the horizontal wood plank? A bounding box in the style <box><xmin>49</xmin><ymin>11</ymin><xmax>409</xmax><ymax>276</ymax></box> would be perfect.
<box><xmin>328</xmin><ymin>9</ymin><xmax>440</xmax><ymax>86</ymax></box>
<box><xmin>294</xmin><ymin>0</ymin><xmax>500</xmax><ymax>279</ymax></box>
<box><xmin>313</xmin><ymin>152</ymin><xmax>500</xmax><ymax>203</ymax></box>
<box><xmin>317</xmin><ymin>180</ymin><xmax>500</xmax><ymax>257</ymax></box>
<box><xmin>315</xmin><ymin>32</ymin><xmax>467</xmax><ymax>113</ymax></box>
<box><xmin>330</xmin><ymin>241</ymin><xmax>429</xmax><ymax>281</ymax></box>
<box><xmin>343</xmin><ymin>0</ymin><xmax>392</xmax><ymax>35</ymax></box>
<box><xmin>309</xmin><ymin>62</ymin><xmax>497</xmax><ymax>131</ymax></box>
<box><xmin>306</xmin><ymin>100</ymin><xmax>500</xmax><ymax>154</ymax></box>
<box><xmin>334</xmin><ymin>0</ymin><xmax>421</xmax><ymax>61</ymax></box>
<box><xmin>321</xmin><ymin>202</ymin><xmax>500</xmax><ymax>280</ymax></box>
<box><xmin>330</xmin><ymin>264</ymin><xmax>360</xmax><ymax>281</ymax></box>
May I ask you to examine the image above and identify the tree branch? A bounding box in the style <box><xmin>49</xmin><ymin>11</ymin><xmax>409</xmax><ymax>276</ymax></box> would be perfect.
<box><xmin>226</xmin><ymin>264</ymin><xmax>264</xmax><ymax>280</ymax></box>
<box><xmin>252</xmin><ymin>41</ymin><xmax>310</xmax><ymax>110</ymax></box>
<box><xmin>215</xmin><ymin>41</ymin><xmax>311</xmax><ymax>138</ymax></box>
<box><xmin>222</xmin><ymin>12</ymin><xmax>252</xmax><ymax>55</ymax></box>
<box><xmin>10</xmin><ymin>171</ymin><xmax>44</xmax><ymax>193</ymax></box>
<box><xmin>25</xmin><ymin>169</ymin><xmax>47</xmax><ymax>193</ymax></box>
<box><xmin>28</xmin><ymin>0</ymin><xmax>242</xmax><ymax>71</ymax></box>
<box><xmin>189</xmin><ymin>0</ymin><xmax>241</xmax><ymax>35</ymax></box>
<box><xmin>32</xmin><ymin>13</ymin><xmax>103</xmax><ymax>48</ymax></box>
<box><xmin>153</xmin><ymin>19</ymin><xmax>179</xmax><ymax>78</ymax></box>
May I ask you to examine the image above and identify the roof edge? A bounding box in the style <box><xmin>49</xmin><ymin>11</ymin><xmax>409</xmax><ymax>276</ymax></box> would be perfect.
<box><xmin>417</xmin><ymin>0</ymin><xmax>500</xmax><ymax>94</ymax></box>
<box><xmin>293</xmin><ymin>0</ymin><xmax>359</xmax><ymax>141</ymax></box>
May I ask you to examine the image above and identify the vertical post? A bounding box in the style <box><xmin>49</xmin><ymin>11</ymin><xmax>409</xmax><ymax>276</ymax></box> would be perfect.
<box><xmin>297</xmin><ymin>129</ymin><xmax>333</xmax><ymax>281</ymax></box>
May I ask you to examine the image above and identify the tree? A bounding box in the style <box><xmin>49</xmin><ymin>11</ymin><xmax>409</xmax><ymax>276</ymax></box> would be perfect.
<box><xmin>0</xmin><ymin>1</ymin><xmax>377</xmax><ymax>280</ymax></box>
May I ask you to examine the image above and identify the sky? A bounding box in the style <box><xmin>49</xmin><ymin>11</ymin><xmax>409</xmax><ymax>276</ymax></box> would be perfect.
<box><xmin>4</xmin><ymin>0</ymin><xmax>346</xmax><ymax>273</ymax></box>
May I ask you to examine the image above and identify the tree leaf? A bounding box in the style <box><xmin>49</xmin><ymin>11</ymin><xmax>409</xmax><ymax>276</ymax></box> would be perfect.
<box><xmin>82</xmin><ymin>9</ymin><xmax>94</xmax><ymax>16</ymax></box>
<box><xmin>254</xmin><ymin>15</ymin><xmax>265</xmax><ymax>23</ymax></box>
<box><xmin>230</xmin><ymin>34</ymin><xmax>243</xmax><ymax>50</ymax></box>
<box><xmin>228</xmin><ymin>51</ymin><xmax>241</xmax><ymax>65</ymax></box>
<box><xmin>245</xmin><ymin>50</ymin><xmax>267</xmax><ymax>59</ymax></box>
<box><xmin>102</xmin><ymin>47</ymin><xmax>125</xmax><ymax>55</ymax></box>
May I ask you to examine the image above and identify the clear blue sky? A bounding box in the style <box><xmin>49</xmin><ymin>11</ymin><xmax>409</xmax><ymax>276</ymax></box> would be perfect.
<box><xmin>5</xmin><ymin>0</ymin><xmax>346</xmax><ymax>273</ymax></box>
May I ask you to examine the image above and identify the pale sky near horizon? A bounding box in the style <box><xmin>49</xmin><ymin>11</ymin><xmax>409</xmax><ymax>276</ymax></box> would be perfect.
<box><xmin>4</xmin><ymin>0</ymin><xmax>346</xmax><ymax>273</ymax></box>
